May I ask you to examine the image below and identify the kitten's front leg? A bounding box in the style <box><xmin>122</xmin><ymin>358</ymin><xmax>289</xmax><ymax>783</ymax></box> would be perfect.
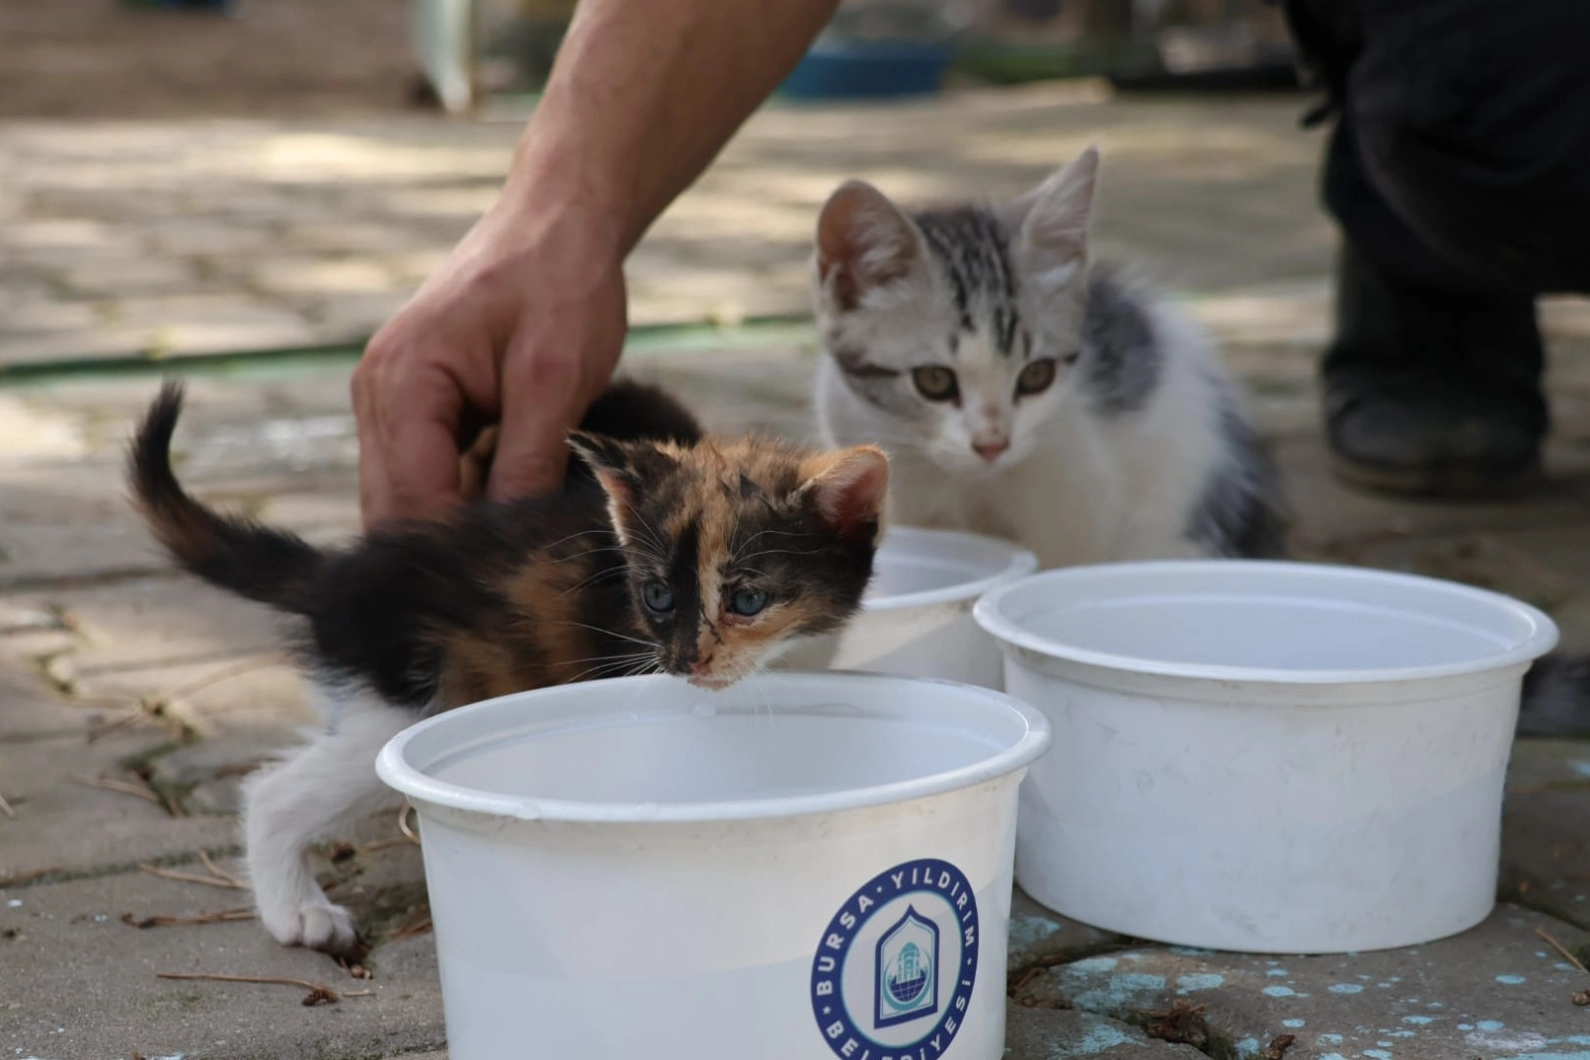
<box><xmin>241</xmin><ymin>689</ymin><xmax>412</xmax><ymax>954</ymax></box>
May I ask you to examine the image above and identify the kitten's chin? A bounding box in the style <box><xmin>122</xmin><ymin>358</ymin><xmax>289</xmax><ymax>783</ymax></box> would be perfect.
<box><xmin>932</xmin><ymin>452</ymin><xmax>1011</xmax><ymax>478</ymax></box>
<box><xmin>686</xmin><ymin>673</ymin><xmax>735</xmax><ymax>692</ymax></box>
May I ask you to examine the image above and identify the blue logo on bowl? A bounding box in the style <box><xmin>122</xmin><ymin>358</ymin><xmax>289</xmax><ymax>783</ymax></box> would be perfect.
<box><xmin>810</xmin><ymin>858</ymin><xmax>979</xmax><ymax>1059</ymax></box>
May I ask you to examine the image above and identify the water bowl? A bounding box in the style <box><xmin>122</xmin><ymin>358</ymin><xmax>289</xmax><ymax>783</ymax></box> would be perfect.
<box><xmin>973</xmin><ymin>559</ymin><xmax>1558</xmax><ymax>954</ymax></box>
<box><xmin>376</xmin><ymin>671</ymin><xmax>1051</xmax><ymax>1059</ymax></box>
<box><xmin>784</xmin><ymin>526</ymin><xmax>1038</xmax><ymax>688</ymax></box>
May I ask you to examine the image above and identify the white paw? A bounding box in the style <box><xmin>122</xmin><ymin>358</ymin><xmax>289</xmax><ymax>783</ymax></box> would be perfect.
<box><xmin>259</xmin><ymin>894</ymin><xmax>358</xmax><ymax>954</ymax></box>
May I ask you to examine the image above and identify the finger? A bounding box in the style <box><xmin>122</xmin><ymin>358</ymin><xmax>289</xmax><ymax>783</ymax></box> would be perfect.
<box><xmin>486</xmin><ymin>335</ymin><xmax>586</xmax><ymax>502</ymax></box>
<box><xmin>375</xmin><ymin>350</ymin><xmax>472</xmax><ymax>521</ymax></box>
<box><xmin>389</xmin><ymin>413</ymin><xmax>466</xmax><ymax>520</ymax></box>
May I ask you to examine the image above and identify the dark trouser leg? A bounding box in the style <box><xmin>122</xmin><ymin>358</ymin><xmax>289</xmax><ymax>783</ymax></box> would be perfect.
<box><xmin>1280</xmin><ymin>0</ymin><xmax>1590</xmax><ymax>496</ymax></box>
<box><xmin>1321</xmin><ymin>121</ymin><xmax>1547</xmax><ymax>495</ymax></box>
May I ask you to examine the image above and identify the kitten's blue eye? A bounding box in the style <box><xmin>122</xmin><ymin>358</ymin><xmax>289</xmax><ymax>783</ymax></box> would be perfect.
<box><xmin>912</xmin><ymin>365</ymin><xmax>959</xmax><ymax>402</ymax></box>
<box><xmin>729</xmin><ymin>588</ymin><xmax>769</xmax><ymax>617</ymax></box>
<box><xmin>642</xmin><ymin>581</ymin><xmax>675</xmax><ymax>613</ymax></box>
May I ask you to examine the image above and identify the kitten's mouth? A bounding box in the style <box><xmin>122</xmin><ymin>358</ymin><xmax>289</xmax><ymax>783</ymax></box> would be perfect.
<box><xmin>686</xmin><ymin>673</ymin><xmax>734</xmax><ymax>692</ymax></box>
<box><xmin>940</xmin><ymin>454</ymin><xmax>1007</xmax><ymax>477</ymax></box>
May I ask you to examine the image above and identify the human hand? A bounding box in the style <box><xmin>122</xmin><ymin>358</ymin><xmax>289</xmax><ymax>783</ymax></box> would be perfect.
<box><xmin>351</xmin><ymin>198</ymin><xmax>626</xmax><ymax>527</ymax></box>
<box><xmin>354</xmin><ymin>0</ymin><xmax>842</xmax><ymax>529</ymax></box>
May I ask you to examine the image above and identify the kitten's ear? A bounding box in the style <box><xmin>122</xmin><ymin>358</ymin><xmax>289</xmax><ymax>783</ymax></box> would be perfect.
<box><xmin>568</xmin><ymin>432</ymin><xmax>640</xmax><ymax>535</ymax></box>
<box><xmin>1017</xmin><ymin>146</ymin><xmax>1100</xmax><ymax>291</ymax></box>
<box><xmin>815</xmin><ymin>181</ymin><xmax>921</xmax><ymax>312</ymax></box>
<box><xmin>799</xmin><ymin>446</ymin><xmax>891</xmax><ymax>542</ymax></box>
<box><xmin>567</xmin><ymin>431</ymin><xmax>631</xmax><ymax>481</ymax></box>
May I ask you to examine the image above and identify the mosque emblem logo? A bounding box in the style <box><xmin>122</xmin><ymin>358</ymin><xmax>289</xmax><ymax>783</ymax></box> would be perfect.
<box><xmin>875</xmin><ymin>905</ymin><xmax>938</xmax><ymax>1027</ymax></box>
<box><xmin>809</xmin><ymin>858</ymin><xmax>979</xmax><ymax>1060</ymax></box>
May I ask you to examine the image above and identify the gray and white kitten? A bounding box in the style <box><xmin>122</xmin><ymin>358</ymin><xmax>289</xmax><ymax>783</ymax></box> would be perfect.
<box><xmin>812</xmin><ymin>147</ymin><xmax>1286</xmax><ymax>568</ymax></box>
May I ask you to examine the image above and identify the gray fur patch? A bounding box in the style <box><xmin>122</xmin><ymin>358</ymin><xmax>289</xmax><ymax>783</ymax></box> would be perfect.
<box><xmin>833</xmin><ymin>356</ymin><xmax>929</xmax><ymax>420</ymax></box>
<box><xmin>912</xmin><ymin>207</ymin><xmax>1023</xmax><ymax>354</ymax></box>
<box><xmin>833</xmin><ymin>344</ymin><xmax>901</xmax><ymax>379</ymax></box>
<box><xmin>1183</xmin><ymin>388</ymin><xmax>1287</xmax><ymax>558</ymax></box>
<box><xmin>1080</xmin><ymin>270</ymin><xmax>1162</xmax><ymax>417</ymax></box>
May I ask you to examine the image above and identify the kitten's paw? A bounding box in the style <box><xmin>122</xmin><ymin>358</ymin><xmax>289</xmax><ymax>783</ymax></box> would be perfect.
<box><xmin>259</xmin><ymin>896</ymin><xmax>359</xmax><ymax>955</ymax></box>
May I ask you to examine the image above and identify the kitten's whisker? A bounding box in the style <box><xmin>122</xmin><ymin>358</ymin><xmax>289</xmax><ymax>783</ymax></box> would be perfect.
<box><xmin>610</xmin><ymin>664</ymin><xmax>662</xmax><ymax>714</ymax></box>
<box><xmin>617</xmin><ymin>497</ymin><xmax>670</xmax><ymax>559</ymax></box>
<box><xmin>535</xmin><ymin>529</ymin><xmax>609</xmax><ymax>553</ymax></box>
<box><xmin>732</xmin><ymin>528</ymin><xmax>814</xmax><ymax>562</ymax></box>
<box><xmin>565</xmin><ymin>653</ymin><xmax>663</xmax><ymax>685</ymax></box>
<box><xmin>733</xmin><ymin>547</ymin><xmax>815</xmax><ymax>565</ymax></box>
<box><xmin>545</xmin><ymin>545</ymin><xmax>634</xmax><ymax>563</ymax></box>
<box><xmin>563</xmin><ymin>653</ymin><xmax>648</xmax><ymax>677</ymax></box>
<box><xmin>616</xmin><ymin>543</ymin><xmax>667</xmax><ymax>568</ymax></box>
<box><xmin>622</xmin><ymin>658</ymin><xmax>662</xmax><ymax>679</ymax></box>
<box><xmin>553</xmin><ymin>621</ymin><xmax>660</xmax><ymax>650</ymax></box>
<box><xmin>560</xmin><ymin>650</ymin><xmax>655</xmax><ymax>669</ymax></box>
<box><xmin>559</xmin><ymin>564</ymin><xmax>632</xmax><ymax>597</ymax></box>
<box><xmin>746</xmin><ymin>662</ymin><xmax>773</xmax><ymax>723</ymax></box>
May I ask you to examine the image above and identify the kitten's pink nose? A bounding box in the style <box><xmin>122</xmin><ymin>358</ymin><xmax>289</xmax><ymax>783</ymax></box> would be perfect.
<box><xmin>691</xmin><ymin>655</ymin><xmax>715</xmax><ymax>675</ymax></box>
<box><xmin>972</xmin><ymin>439</ymin><xmax>1009</xmax><ymax>463</ymax></box>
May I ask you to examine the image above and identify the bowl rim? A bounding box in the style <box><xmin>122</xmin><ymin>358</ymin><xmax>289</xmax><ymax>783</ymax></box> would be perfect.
<box><xmin>972</xmin><ymin>559</ymin><xmax>1560</xmax><ymax>686</ymax></box>
<box><xmin>375</xmin><ymin>670</ymin><xmax>1052</xmax><ymax>823</ymax></box>
<box><xmin>863</xmin><ymin>525</ymin><xmax>1039</xmax><ymax>613</ymax></box>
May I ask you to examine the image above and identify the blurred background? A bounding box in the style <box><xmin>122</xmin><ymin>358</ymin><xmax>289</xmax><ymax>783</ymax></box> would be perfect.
<box><xmin>2</xmin><ymin>0</ymin><xmax>1297</xmax><ymax>119</ymax></box>
<box><xmin>1</xmin><ymin>0</ymin><xmax>1327</xmax><ymax>367</ymax></box>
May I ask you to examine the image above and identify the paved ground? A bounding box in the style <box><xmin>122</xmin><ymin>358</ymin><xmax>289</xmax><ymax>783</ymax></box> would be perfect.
<box><xmin>5</xmin><ymin>86</ymin><xmax>1590</xmax><ymax>1059</ymax></box>
<box><xmin>4</xmin><ymin>83</ymin><xmax>1342</xmax><ymax>366</ymax></box>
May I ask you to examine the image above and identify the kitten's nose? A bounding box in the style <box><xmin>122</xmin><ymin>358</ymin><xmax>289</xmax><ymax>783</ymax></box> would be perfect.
<box><xmin>691</xmin><ymin>654</ymin><xmax>715</xmax><ymax>675</ymax></box>
<box><xmin>972</xmin><ymin>439</ymin><xmax>1009</xmax><ymax>463</ymax></box>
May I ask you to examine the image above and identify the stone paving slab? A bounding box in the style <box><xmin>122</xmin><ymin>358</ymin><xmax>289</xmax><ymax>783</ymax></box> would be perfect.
<box><xmin>29</xmin><ymin>577</ymin><xmax>282</xmax><ymax>677</ymax></box>
<box><xmin>1009</xmin><ymin>889</ymin><xmax>1127</xmax><ymax>974</ymax></box>
<box><xmin>1501</xmin><ymin>743</ymin><xmax>1590</xmax><ymax>934</ymax></box>
<box><xmin>71</xmin><ymin>657</ymin><xmax>313</xmax><ymax>736</ymax></box>
<box><xmin>0</xmin><ymin>714</ymin><xmax>241</xmax><ymax>882</ymax></box>
<box><xmin>0</xmin><ymin>665</ymin><xmax>101</xmax><ymax>735</ymax></box>
<box><xmin>0</xmin><ymin>870</ymin><xmax>444</xmax><ymax>1060</ymax></box>
<box><xmin>1005</xmin><ymin>1007</ymin><xmax>1209</xmax><ymax>1059</ymax></box>
<box><xmin>1013</xmin><ymin>906</ymin><xmax>1590</xmax><ymax>1059</ymax></box>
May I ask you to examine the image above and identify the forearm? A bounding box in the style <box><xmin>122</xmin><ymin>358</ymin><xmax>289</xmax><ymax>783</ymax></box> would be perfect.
<box><xmin>502</xmin><ymin>0</ymin><xmax>839</xmax><ymax>253</ymax></box>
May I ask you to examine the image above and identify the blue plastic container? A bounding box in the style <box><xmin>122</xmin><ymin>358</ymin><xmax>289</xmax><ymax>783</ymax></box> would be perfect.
<box><xmin>780</xmin><ymin>42</ymin><xmax>954</xmax><ymax>100</ymax></box>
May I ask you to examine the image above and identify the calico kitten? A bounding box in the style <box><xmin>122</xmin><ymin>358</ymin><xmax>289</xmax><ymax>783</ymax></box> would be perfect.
<box><xmin>127</xmin><ymin>380</ymin><xmax>888</xmax><ymax>953</ymax></box>
<box><xmin>812</xmin><ymin>146</ymin><xmax>1285</xmax><ymax>569</ymax></box>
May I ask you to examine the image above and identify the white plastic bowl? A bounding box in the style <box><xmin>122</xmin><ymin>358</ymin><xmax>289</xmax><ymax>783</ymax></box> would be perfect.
<box><xmin>784</xmin><ymin>526</ymin><xmax>1038</xmax><ymax>687</ymax></box>
<box><xmin>973</xmin><ymin>560</ymin><xmax>1558</xmax><ymax>954</ymax></box>
<box><xmin>377</xmin><ymin>671</ymin><xmax>1051</xmax><ymax>1059</ymax></box>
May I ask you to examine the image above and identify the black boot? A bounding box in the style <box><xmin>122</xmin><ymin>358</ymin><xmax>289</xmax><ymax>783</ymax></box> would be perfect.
<box><xmin>1323</xmin><ymin>243</ymin><xmax>1547</xmax><ymax>498</ymax></box>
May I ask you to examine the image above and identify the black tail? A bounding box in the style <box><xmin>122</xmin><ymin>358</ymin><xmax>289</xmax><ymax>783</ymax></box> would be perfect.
<box><xmin>1519</xmin><ymin>654</ymin><xmax>1590</xmax><ymax>738</ymax></box>
<box><xmin>127</xmin><ymin>381</ymin><xmax>324</xmax><ymax>614</ymax></box>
